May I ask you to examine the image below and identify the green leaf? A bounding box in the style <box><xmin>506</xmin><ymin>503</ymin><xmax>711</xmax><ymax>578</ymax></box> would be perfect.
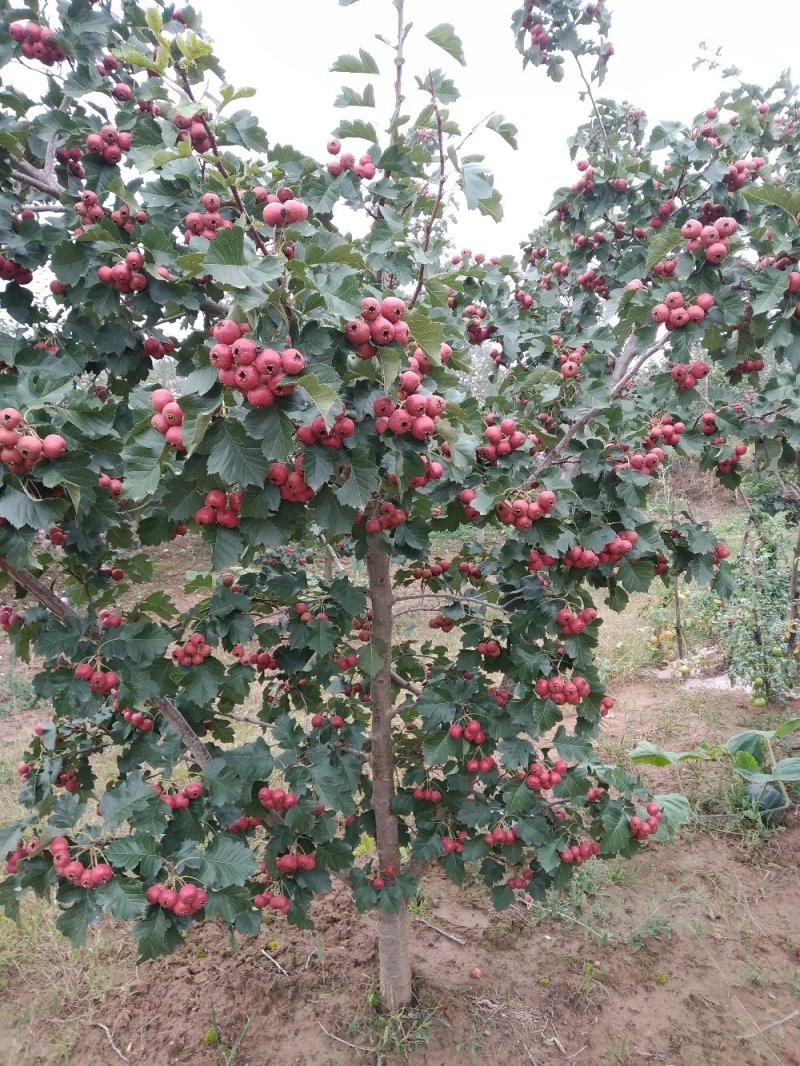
<box><xmin>461</xmin><ymin>162</ymin><xmax>494</xmax><ymax>211</ymax></box>
<box><xmin>51</xmin><ymin>242</ymin><xmax>90</xmax><ymax>286</ymax></box>
<box><xmin>331</xmin><ymin>49</ymin><xmax>379</xmax><ymax>74</ymax></box>
<box><xmin>204</xmin><ymin>228</ymin><xmax>268</xmax><ymax>289</ymax></box>
<box><xmin>485</xmin><ymin>114</ymin><xmax>518</xmax><ymax>149</ymax></box>
<box><xmin>335</xmin><ymin>452</ymin><xmax>379</xmax><ymax>510</ymax></box>
<box><xmin>653</xmin><ymin>793</ymin><xmax>691</xmax><ymax>837</ymax></box>
<box><xmin>425</xmin><ymin>24</ymin><xmax>466</xmax><ymax>66</ymax></box>
<box><xmin>645</xmin><ymin>227</ymin><xmax>683</xmax><ymax>271</ymax></box>
<box><xmin>196</xmin><ymin>836</ymin><xmax>258</xmax><ymax>889</ymax></box>
<box><xmin>105</xmin><ymin>833</ymin><xmax>162</xmax><ymax>880</ymax></box>
<box><xmin>334</xmin><ymin>84</ymin><xmax>376</xmax><ymax>108</ymax></box>
<box><xmin>145</xmin><ymin>7</ymin><xmax>163</xmax><ymax>33</ymax></box>
<box><xmin>206</xmin><ymin>418</ymin><xmax>268</xmax><ymax>488</ymax></box>
<box><xmin>629</xmin><ymin>741</ymin><xmax>709</xmax><ymax>766</ymax></box>
<box><xmin>742</xmin><ymin>183</ymin><xmax>800</xmax><ymax>220</ymax></box>
<box><xmin>406</xmin><ymin>309</ymin><xmax>444</xmax><ymax>364</ymax></box>
<box><xmin>100</xmin><ymin>775</ymin><xmax>165</xmax><ymax>831</ymax></box>
<box><xmin>99</xmin><ymin>877</ymin><xmax>149</xmax><ymax>920</ymax></box>
<box><xmin>297</xmin><ymin>372</ymin><xmax>341</xmax><ymax>425</ymax></box>
<box><xmin>56</xmin><ymin>893</ymin><xmax>101</xmax><ymax>948</ymax></box>
<box><xmin>133</xmin><ymin>907</ymin><xmax>183</xmax><ymax>962</ymax></box>
<box><xmin>333</xmin><ymin>119</ymin><xmax>379</xmax><ymax>142</ymax></box>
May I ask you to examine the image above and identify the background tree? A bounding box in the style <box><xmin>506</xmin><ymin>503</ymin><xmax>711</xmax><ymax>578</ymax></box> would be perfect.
<box><xmin>0</xmin><ymin>0</ymin><xmax>797</xmax><ymax>1013</ymax></box>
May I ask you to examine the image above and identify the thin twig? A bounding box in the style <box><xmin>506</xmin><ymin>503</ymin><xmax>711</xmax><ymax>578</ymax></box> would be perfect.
<box><xmin>573</xmin><ymin>53</ymin><xmax>611</xmax><ymax>156</ymax></box>
<box><xmin>739</xmin><ymin>1009</ymin><xmax>799</xmax><ymax>1040</ymax></box>
<box><xmin>317</xmin><ymin>1021</ymin><xmax>373</xmax><ymax>1055</ymax></box>
<box><xmin>93</xmin><ymin>1023</ymin><xmax>129</xmax><ymax>1062</ymax></box>
<box><xmin>408</xmin><ymin>73</ymin><xmax>447</xmax><ymax>310</ymax></box>
<box><xmin>389</xmin><ymin>0</ymin><xmax>405</xmax><ymax>132</ymax></box>
<box><xmin>260</xmin><ymin>949</ymin><xmax>289</xmax><ymax>976</ymax></box>
<box><xmin>567</xmin><ymin>1044</ymin><xmax>588</xmax><ymax>1061</ymax></box>
<box><xmin>413</xmin><ymin>916</ymin><xmax>466</xmax><ymax>944</ymax></box>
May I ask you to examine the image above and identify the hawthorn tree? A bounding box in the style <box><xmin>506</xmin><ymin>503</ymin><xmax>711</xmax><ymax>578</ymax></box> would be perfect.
<box><xmin>0</xmin><ymin>0</ymin><xmax>798</xmax><ymax>1013</ymax></box>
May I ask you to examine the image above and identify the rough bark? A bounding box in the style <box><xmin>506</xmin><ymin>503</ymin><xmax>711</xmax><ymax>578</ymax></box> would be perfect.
<box><xmin>366</xmin><ymin>547</ymin><xmax>413</xmax><ymax>1011</ymax></box>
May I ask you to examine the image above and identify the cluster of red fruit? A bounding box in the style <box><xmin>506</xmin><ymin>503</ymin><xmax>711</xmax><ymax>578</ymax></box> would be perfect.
<box><xmin>712</xmin><ymin>542</ymin><xmax>730</xmax><ymax>564</ymax></box>
<box><xmin>651</xmin><ymin>258</ymin><xmax>677</xmax><ymax>279</ymax></box>
<box><xmin>310</xmin><ymin>710</ymin><xmax>346</xmax><ymax>729</ymax></box>
<box><xmin>442</xmin><ymin>831</ymin><xmax>468</xmax><ymax>854</ymax></box>
<box><xmin>651</xmin><ymin>290</ymin><xmax>714</xmax><ymax>330</ymax></box>
<box><xmin>507</xmin><ymin>867</ymin><xmax>534</xmax><ymax>891</ymax></box>
<box><xmin>146</xmin><ymin>881</ymin><xmax>208</xmax><ymax>916</ymax></box>
<box><xmin>458</xmin><ymin>560</ymin><xmax>483</xmax><ymax>579</ymax></box>
<box><xmin>680</xmin><ymin>215</ymin><xmax>737</xmax><ymax>264</ymax></box>
<box><xmin>156</xmin><ymin>781</ymin><xmax>204</xmax><ymax>809</ymax></box>
<box><xmin>86</xmin><ymin>123</ymin><xmax>132</xmax><ymax>166</ymax></box>
<box><xmin>611</xmin><ymin>447</ymin><xmax>665</xmax><ymax>479</ymax></box>
<box><xmin>594</xmin><ymin>530</ymin><xmax>638</xmax><ymax>565</ymax></box>
<box><xmin>0</xmin><ymin>253</ymin><xmax>33</xmax><ymax>285</ymax></box>
<box><xmin>483</xmin><ymin>825</ymin><xmax>517</xmax><ymax>848</ymax></box>
<box><xmin>345</xmin><ymin>296</ymin><xmax>409</xmax><ymax>358</ymax></box>
<box><xmin>266</xmin><ymin>458</ymin><xmax>315</xmax><ymax>504</ymax></box>
<box><xmin>527</xmin><ymin>548</ymin><xmax>556</xmax><ymax>573</ymax></box>
<box><xmin>362</xmin><ymin>500</ymin><xmax>408</xmax><ymax>534</ymax></box>
<box><xmin>296</xmin><ymin>409</ymin><xmax>355</xmax><ymax>448</ymax></box>
<box><xmin>496</xmin><ymin>489</ymin><xmax>557</xmax><ymax>529</ymax></box>
<box><xmin>449</xmin><ymin>718</ymin><xmax>486</xmax><ymax>745</ymax></box>
<box><xmin>253</xmin><ymin>889</ymin><xmax>291</xmax><ymax>914</ymax></box>
<box><xmin>141</xmin><ymin>336</ymin><xmax>175</xmax><ymax>361</ymax></box>
<box><xmin>149</xmin><ymin>389</ymin><xmax>185</xmax><ymax>451</ymax></box>
<box><xmin>535</xmin><ymin>675</ymin><xmax>590</xmax><ymax>706</ymax></box>
<box><xmin>56</xmin><ymin>768</ymin><xmax>78</xmax><ymax>792</ymax></box>
<box><xmin>171</xmin><ymin>633</ymin><xmax>212</xmax><ymax>666</ymax></box>
<box><xmin>717</xmin><ymin>443</ymin><xmax>748</xmax><ymax>474</ymax></box>
<box><xmin>731</xmin><ymin>357</ymin><xmax>765</xmax><ymax>374</ymax></box>
<box><xmin>629</xmin><ymin>802</ymin><xmax>663</xmax><ymax>840</ymax></box>
<box><xmin>74</xmin><ymin>662</ymin><xmax>119</xmax><ymax>693</ymax></box>
<box><xmin>93</xmin><ymin>51</ymin><xmax>118</xmax><ymax>76</ymax></box>
<box><xmin>464</xmin><ymin>303</ymin><xmax>496</xmax><ymax>345</ymax></box>
<box><xmin>326</xmin><ymin>139</ymin><xmax>376</xmax><ymax>180</ymax></box>
<box><xmin>411</xmin><ymin>559</ymin><xmax>451</xmax><ymax>581</ymax></box>
<box><xmin>173</xmin><ymin>110</ymin><xmax>213</xmax><ymax>153</ymax></box>
<box><xmin>73</xmin><ymin>191</ymin><xmax>147</xmax><ymax>234</ymax></box>
<box><xmin>0</xmin><ymin>605</ymin><xmax>23</xmax><ymax>631</ymax></box>
<box><xmin>227</xmin><ymin>815</ymin><xmax>262</xmax><ymax>833</ymax></box>
<box><xmin>259</xmin><ymin>187</ymin><xmax>310</xmax><ymax>228</ymax></box>
<box><xmin>575</xmin><ymin>268</ymin><xmax>609</xmax><ymax>299</ymax></box>
<box><xmin>477</xmin><ymin>413</ymin><xmax>532</xmax><ymax>463</ymax></box>
<box><xmin>183</xmin><ymin>191</ymin><xmax>233</xmax><ymax>242</ymax></box>
<box><xmin>412</xmin><ymin>785</ymin><xmax>443</xmax><ymax>803</ymax></box>
<box><xmin>556</xmin><ymin>605</ymin><xmax>597</xmax><ymax>636</ymax></box>
<box><xmin>477</xmin><ymin>638</ymin><xmax>502</xmax><ymax>659</ymax></box>
<box><xmin>538</xmin><ymin>260</ymin><xmax>570</xmax><ymax>288</ymax></box>
<box><xmin>559</xmin><ymin>838</ymin><xmax>601</xmax><ymax>865</ymax></box>
<box><xmin>117</xmin><ymin>706</ymin><xmax>153</xmax><ymax>731</ymax></box>
<box><xmin>0</xmin><ymin>409</ymin><xmax>66</xmax><ymax>475</ymax></box>
<box><xmin>97</xmin><ymin>472</ymin><xmax>124</xmax><ymax>497</ymax></box>
<box><xmin>194</xmin><ymin>488</ymin><xmax>244</xmax><ymax>528</ymax></box>
<box><xmin>5</xmin><ymin>840</ymin><xmax>39</xmax><ymax>874</ymax></box>
<box><xmin>275</xmin><ymin>851</ymin><xmax>317</xmax><ymax>874</ymax></box>
<box><xmin>670</xmin><ymin>358</ymin><xmax>710</xmax><ymax>392</ymax></box>
<box><xmin>513</xmin><ymin>288</ymin><xmax>534</xmax><ymax>310</ymax></box>
<box><xmin>429</xmin><ymin>613</ymin><xmax>455</xmax><ymax>633</ymax></box>
<box><xmin>522</xmin><ymin>758</ymin><xmax>568</xmax><ymax>791</ymax></box>
<box><xmin>645</xmin><ymin>414</ymin><xmax>685</xmax><ymax>449</ymax></box>
<box><xmin>96</xmin><ymin>249</ymin><xmax>147</xmax><ymax>293</ymax></box>
<box><xmin>232</xmin><ymin>645</ymin><xmax>279</xmax><ymax>671</ymax></box>
<box><xmin>208</xmin><ymin>319</ymin><xmax>305</xmax><ymax>408</ymax></box>
<box><xmin>721</xmin><ymin>157</ymin><xmax>764</xmax><ymax>192</ymax></box>
<box><xmin>373</xmin><ymin>390</ymin><xmax>445</xmax><ymax>442</ymax></box>
<box><xmin>8</xmin><ymin>20</ymin><xmax>65</xmax><ymax>64</ymax></box>
<box><xmin>586</xmin><ymin>785</ymin><xmax>605</xmax><ymax>802</ymax></box>
<box><xmin>600</xmin><ymin>695</ymin><xmax>615</xmax><ymax>717</ymax></box>
<box><xmin>257</xmin><ymin>786</ymin><xmax>298</xmax><ymax>811</ymax></box>
<box><xmin>52</xmin><ymin>842</ymin><xmax>114</xmax><ymax>888</ymax></box>
<box><xmin>98</xmin><ymin>608</ymin><xmax>123</xmax><ymax>628</ymax></box>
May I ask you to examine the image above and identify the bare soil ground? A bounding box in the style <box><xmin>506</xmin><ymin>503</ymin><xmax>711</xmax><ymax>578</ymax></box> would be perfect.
<box><xmin>1</xmin><ymin>674</ymin><xmax>798</xmax><ymax>1066</ymax></box>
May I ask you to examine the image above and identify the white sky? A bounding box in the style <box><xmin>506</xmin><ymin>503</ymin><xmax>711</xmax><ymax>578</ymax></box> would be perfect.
<box><xmin>194</xmin><ymin>0</ymin><xmax>800</xmax><ymax>256</ymax></box>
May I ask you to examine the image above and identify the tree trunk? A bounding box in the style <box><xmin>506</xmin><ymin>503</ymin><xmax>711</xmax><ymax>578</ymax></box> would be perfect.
<box><xmin>366</xmin><ymin>546</ymin><xmax>413</xmax><ymax>1011</ymax></box>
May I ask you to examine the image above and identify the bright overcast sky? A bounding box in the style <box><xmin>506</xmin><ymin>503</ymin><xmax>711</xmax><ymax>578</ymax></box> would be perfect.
<box><xmin>194</xmin><ymin>0</ymin><xmax>799</xmax><ymax>257</ymax></box>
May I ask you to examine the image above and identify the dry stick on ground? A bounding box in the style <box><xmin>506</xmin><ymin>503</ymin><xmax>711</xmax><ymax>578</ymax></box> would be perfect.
<box><xmin>317</xmin><ymin>1021</ymin><xmax>372</xmax><ymax>1056</ymax></box>
<box><xmin>413</xmin><ymin>916</ymin><xmax>466</xmax><ymax>944</ymax></box>
<box><xmin>93</xmin><ymin>1023</ymin><xmax>129</xmax><ymax>1063</ymax></box>
<box><xmin>739</xmin><ymin>1009</ymin><xmax>800</xmax><ymax>1040</ymax></box>
<box><xmin>0</xmin><ymin>556</ymin><xmax>212</xmax><ymax>767</ymax></box>
<box><xmin>260</xmin><ymin>948</ymin><xmax>289</xmax><ymax>976</ymax></box>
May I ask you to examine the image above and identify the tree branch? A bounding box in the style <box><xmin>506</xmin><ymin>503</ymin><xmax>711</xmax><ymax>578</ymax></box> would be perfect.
<box><xmin>408</xmin><ymin>74</ymin><xmax>446</xmax><ymax>310</ymax></box>
<box><xmin>389</xmin><ymin>0</ymin><xmax>405</xmax><ymax>133</ymax></box>
<box><xmin>574</xmin><ymin>53</ymin><xmax>611</xmax><ymax>157</ymax></box>
<box><xmin>0</xmin><ymin>556</ymin><xmax>212</xmax><ymax>767</ymax></box>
